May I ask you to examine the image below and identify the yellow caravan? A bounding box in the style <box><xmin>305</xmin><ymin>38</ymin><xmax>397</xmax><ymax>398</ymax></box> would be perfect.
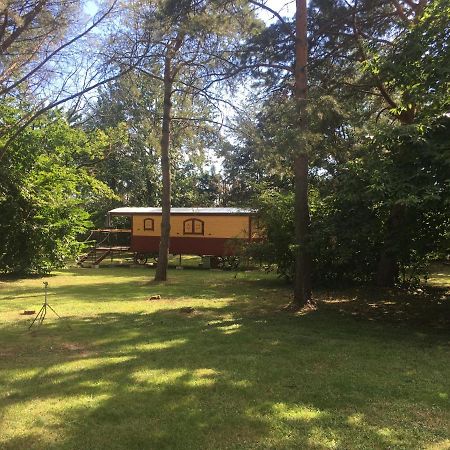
<box><xmin>108</xmin><ymin>207</ymin><xmax>259</xmax><ymax>257</ymax></box>
<box><xmin>78</xmin><ymin>207</ymin><xmax>261</xmax><ymax>267</ymax></box>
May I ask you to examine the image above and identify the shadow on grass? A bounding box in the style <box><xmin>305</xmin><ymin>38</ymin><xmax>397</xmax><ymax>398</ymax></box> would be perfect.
<box><xmin>317</xmin><ymin>283</ymin><xmax>450</xmax><ymax>330</ymax></box>
<box><xmin>1</xmin><ymin>295</ymin><xmax>449</xmax><ymax>449</ymax></box>
<box><xmin>0</xmin><ymin>270</ymin><xmax>289</xmax><ymax>312</ymax></box>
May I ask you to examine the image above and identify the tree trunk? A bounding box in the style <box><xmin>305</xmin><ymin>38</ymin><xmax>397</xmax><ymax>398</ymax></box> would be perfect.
<box><xmin>376</xmin><ymin>203</ymin><xmax>406</xmax><ymax>287</ymax></box>
<box><xmin>154</xmin><ymin>54</ymin><xmax>173</xmax><ymax>282</ymax></box>
<box><xmin>294</xmin><ymin>153</ymin><xmax>312</xmax><ymax>303</ymax></box>
<box><xmin>374</xmin><ymin>108</ymin><xmax>413</xmax><ymax>287</ymax></box>
<box><xmin>293</xmin><ymin>0</ymin><xmax>312</xmax><ymax>306</ymax></box>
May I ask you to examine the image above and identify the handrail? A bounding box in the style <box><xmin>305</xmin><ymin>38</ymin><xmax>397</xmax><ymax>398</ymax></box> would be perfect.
<box><xmin>79</xmin><ymin>228</ymin><xmax>131</xmax><ymax>261</ymax></box>
<box><xmin>82</xmin><ymin>230</ymin><xmax>95</xmax><ymax>244</ymax></box>
<box><xmin>96</xmin><ymin>233</ymin><xmax>110</xmax><ymax>248</ymax></box>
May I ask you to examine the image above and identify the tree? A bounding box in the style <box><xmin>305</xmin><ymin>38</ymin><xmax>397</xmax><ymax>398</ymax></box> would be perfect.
<box><xmin>155</xmin><ymin>33</ymin><xmax>183</xmax><ymax>281</ymax></box>
<box><xmin>85</xmin><ymin>73</ymin><xmax>163</xmax><ymax>225</ymax></box>
<box><xmin>86</xmin><ymin>68</ymin><xmax>222</xmax><ymax>222</ymax></box>
<box><xmin>293</xmin><ymin>0</ymin><xmax>313</xmax><ymax>306</ymax></box>
<box><xmin>0</xmin><ymin>0</ymin><xmax>126</xmax><ymax>158</ymax></box>
<box><xmin>0</xmin><ymin>105</ymin><xmax>115</xmax><ymax>274</ymax></box>
<box><xmin>244</xmin><ymin>0</ymin><xmax>449</xmax><ymax>287</ymax></box>
<box><xmin>244</xmin><ymin>0</ymin><xmax>312</xmax><ymax>305</ymax></box>
<box><xmin>305</xmin><ymin>0</ymin><xmax>447</xmax><ymax>285</ymax></box>
<box><xmin>108</xmin><ymin>0</ymin><xmax>259</xmax><ymax>281</ymax></box>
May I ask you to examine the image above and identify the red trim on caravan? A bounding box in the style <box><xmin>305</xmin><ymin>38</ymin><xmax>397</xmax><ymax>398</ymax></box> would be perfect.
<box><xmin>131</xmin><ymin>236</ymin><xmax>244</xmax><ymax>256</ymax></box>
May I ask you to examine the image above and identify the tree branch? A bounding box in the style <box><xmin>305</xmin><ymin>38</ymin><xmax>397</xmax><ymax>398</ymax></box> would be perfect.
<box><xmin>248</xmin><ymin>0</ymin><xmax>295</xmax><ymax>40</ymax></box>
<box><xmin>0</xmin><ymin>66</ymin><xmax>138</xmax><ymax>161</ymax></box>
<box><xmin>0</xmin><ymin>0</ymin><xmax>119</xmax><ymax>97</ymax></box>
<box><xmin>0</xmin><ymin>0</ymin><xmax>47</xmax><ymax>55</ymax></box>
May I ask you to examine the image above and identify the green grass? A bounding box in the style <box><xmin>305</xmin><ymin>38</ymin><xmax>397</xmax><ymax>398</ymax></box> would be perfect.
<box><xmin>0</xmin><ymin>267</ymin><xmax>449</xmax><ymax>449</ymax></box>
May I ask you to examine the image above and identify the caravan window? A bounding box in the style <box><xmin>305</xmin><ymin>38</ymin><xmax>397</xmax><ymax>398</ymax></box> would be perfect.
<box><xmin>144</xmin><ymin>218</ymin><xmax>154</xmax><ymax>231</ymax></box>
<box><xmin>183</xmin><ymin>218</ymin><xmax>204</xmax><ymax>235</ymax></box>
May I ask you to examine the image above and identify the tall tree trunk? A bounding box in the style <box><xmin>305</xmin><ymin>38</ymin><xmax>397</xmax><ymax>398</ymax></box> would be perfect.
<box><xmin>293</xmin><ymin>0</ymin><xmax>312</xmax><ymax>306</ymax></box>
<box><xmin>154</xmin><ymin>54</ymin><xmax>173</xmax><ymax>282</ymax></box>
<box><xmin>375</xmin><ymin>114</ymin><xmax>413</xmax><ymax>287</ymax></box>
<box><xmin>376</xmin><ymin>203</ymin><xmax>406</xmax><ymax>287</ymax></box>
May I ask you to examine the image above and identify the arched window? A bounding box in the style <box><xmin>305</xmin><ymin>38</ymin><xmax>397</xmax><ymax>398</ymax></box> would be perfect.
<box><xmin>144</xmin><ymin>218</ymin><xmax>154</xmax><ymax>231</ymax></box>
<box><xmin>183</xmin><ymin>218</ymin><xmax>204</xmax><ymax>235</ymax></box>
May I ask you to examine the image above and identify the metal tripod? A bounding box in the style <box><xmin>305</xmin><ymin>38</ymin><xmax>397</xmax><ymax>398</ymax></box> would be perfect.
<box><xmin>29</xmin><ymin>282</ymin><xmax>64</xmax><ymax>329</ymax></box>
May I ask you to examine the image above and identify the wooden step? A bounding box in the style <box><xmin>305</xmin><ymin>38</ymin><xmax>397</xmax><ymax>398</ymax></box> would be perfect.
<box><xmin>93</xmin><ymin>249</ymin><xmax>112</xmax><ymax>265</ymax></box>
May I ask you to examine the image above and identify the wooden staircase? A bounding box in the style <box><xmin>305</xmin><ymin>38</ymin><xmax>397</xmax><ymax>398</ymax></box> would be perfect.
<box><xmin>77</xmin><ymin>247</ymin><xmax>113</xmax><ymax>267</ymax></box>
<box><xmin>77</xmin><ymin>229</ymin><xmax>131</xmax><ymax>267</ymax></box>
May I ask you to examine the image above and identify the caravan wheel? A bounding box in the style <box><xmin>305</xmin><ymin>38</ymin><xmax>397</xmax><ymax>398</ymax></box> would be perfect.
<box><xmin>133</xmin><ymin>253</ymin><xmax>148</xmax><ymax>265</ymax></box>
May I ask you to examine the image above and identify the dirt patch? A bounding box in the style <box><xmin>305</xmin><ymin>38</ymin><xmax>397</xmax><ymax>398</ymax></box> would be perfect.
<box><xmin>0</xmin><ymin>349</ymin><xmax>19</xmax><ymax>358</ymax></box>
<box><xmin>60</xmin><ymin>342</ymin><xmax>94</xmax><ymax>358</ymax></box>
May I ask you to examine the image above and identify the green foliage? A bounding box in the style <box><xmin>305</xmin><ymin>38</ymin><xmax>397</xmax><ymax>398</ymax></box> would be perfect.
<box><xmin>367</xmin><ymin>120</ymin><xmax>450</xmax><ymax>283</ymax></box>
<box><xmin>380</xmin><ymin>0</ymin><xmax>450</xmax><ymax>121</ymax></box>
<box><xmin>85</xmin><ymin>74</ymin><xmax>162</xmax><ymax>221</ymax></box>
<box><xmin>238</xmin><ymin>0</ymin><xmax>449</xmax><ymax>287</ymax></box>
<box><xmin>2</xmin><ymin>0</ymin><xmax>448</xmax><ymax>286</ymax></box>
<box><xmin>0</xmin><ymin>106</ymin><xmax>115</xmax><ymax>275</ymax></box>
<box><xmin>172</xmin><ymin>163</ymin><xmax>222</xmax><ymax>206</ymax></box>
<box><xmin>88</xmin><ymin>71</ymin><xmax>224</xmax><ymax>217</ymax></box>
<box><xmin>247</xmin><ymin>54</ymin><xmax>449</xmax><ymax>285</ymax></box>
<box><xmin>250</xmin><ymin>190</ymin><xmax>295</xmax><ymax>281</ymax></box>
<box><xmin>254</xmin><ymin>117</ymin><xmax>450</xmax><ymax>285</ymax></box>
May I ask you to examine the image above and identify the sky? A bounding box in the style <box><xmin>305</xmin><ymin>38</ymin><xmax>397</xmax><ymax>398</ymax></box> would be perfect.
<box><xmin>84</xmin><ymin>1</ymin><xmax>99</xmax><ymax>17</ymax></box>
<box><xmin>263</xmin><ymin>0</ymin><xmax>295</xmax><ymax>21</ymax></box>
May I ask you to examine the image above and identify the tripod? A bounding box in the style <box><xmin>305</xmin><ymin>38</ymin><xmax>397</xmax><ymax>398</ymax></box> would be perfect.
<box><xmin>29</xmin><ymin>282</ymin><xmax>64</xmax><ymax>329</ymax></box>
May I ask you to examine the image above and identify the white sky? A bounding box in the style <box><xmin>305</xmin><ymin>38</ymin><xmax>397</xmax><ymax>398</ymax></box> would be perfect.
<box><xmin>262</xmin><ymin>0</ymin><xmax>295</xmax><ymax>21</ymax></box>
<box><xmin>84</xmin><ymin>0</ymin><xmax>99</xmax><ymax>16</ymax></box>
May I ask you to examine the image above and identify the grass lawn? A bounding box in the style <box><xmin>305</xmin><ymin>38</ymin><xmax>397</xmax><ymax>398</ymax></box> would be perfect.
<box><xmin>0</xmin><ymin>266</ymin><xmax>449</xmax><ymax>449</ymax></box>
